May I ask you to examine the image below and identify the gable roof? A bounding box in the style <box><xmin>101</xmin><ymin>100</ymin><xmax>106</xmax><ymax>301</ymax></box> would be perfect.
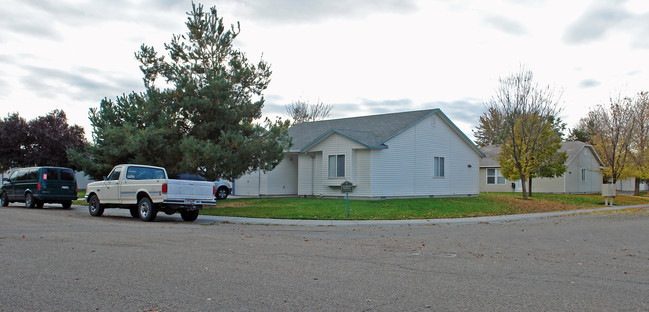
<box><xmin>562</xmin><ymin>141</ymin><xmax>605</xmax><ymax>167</ymax></box>
<box><xmin>287</xmin><ymin>109</ymin><xmax>484</xmax><ymax>157</ymax></box>
<box><xmin>479</xmin><ymin>141</ymin><xmax>605</xmax><ymax>167</ymax></box>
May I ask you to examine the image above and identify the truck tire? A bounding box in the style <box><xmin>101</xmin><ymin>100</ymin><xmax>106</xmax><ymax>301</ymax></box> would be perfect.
<box><xmin>1</xmin><ymin>192</ymin><xmax>9</xmax><ymax>207</ymax></box>
<box><xmin>88</xmin><ymin>195</ymin><xmax>104</xmax><ymax>217</ymax></box>
<box><xmin>25</xmin><ymin>193</ymin><xmax>36</xmax><ymax>208</ymax></box>
<box><xmin>180</xmin><ymin>210</ymin><xmax>199</xmax><ymax>221</ymax></box>
<box><xmin>216</xmin><ymin>186</ymin><xmax>229</xmax><ymax>200</ymax></box>
<box><xmin>129</xmin><ymin>207</ymin><xmax>139</xmax><ymax>218</ymax></box>
<box><xmin>62</xmin><ymin>200</ymin><xmax>72</xmax><ymax>209</ymax></box>
<box><xmin>138</xmin><ymin>197</ymin><xmax>157</xmax><ymax>222</ymax></box>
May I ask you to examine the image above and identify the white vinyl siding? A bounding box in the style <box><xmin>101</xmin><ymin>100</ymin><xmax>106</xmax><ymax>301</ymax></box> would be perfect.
<box><xmin>300</xmin><ymin>133</ymin><xmax>365</xmax><ymax>196</ymax></box>
<box><xmin>564</xmin><ymin>147</ymin><xmax>602</xmax><ymax>193</ymax></box>
<box><xmin>351</xmin><ymin>149</ymin><xmax>371</xmax><ymax>197</ymax></box>
<box><xmin>234</xmin><ymin>154</ymin><xmax>298</xmax><ymax>196</ymax></box>
<box><xmin>266</xmin><ymin>154</ymin><xmax>298</xmax><ymax>195</ymax></box>
<box><xmin>370</xmin><ymin>114</ymin><xmax>479</xmax><ymax>197</ymax></box>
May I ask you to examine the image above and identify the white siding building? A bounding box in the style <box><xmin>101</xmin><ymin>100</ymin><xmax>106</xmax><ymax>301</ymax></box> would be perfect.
<box><xmin>235</xmin><ymin>109</ymin><xmax>485</xmax><ymax>199</ymax></box>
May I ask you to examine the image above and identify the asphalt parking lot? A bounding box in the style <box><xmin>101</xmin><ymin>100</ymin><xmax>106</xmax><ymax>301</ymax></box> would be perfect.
<box><xmin>1</xmin><ymin>203</ymin><xmax>648</xmax><ymax>311</ymax></box>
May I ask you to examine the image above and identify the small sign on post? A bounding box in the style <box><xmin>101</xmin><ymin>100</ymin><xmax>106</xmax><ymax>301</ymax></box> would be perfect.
<box><xmin>341</xmin><ymin>181</ymin><xmax>353</xmax><ymax>217</ymax></box>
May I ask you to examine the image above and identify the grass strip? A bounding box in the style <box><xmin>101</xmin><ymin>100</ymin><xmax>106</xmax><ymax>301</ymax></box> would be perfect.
<box><xmin>201</xmin><ymin>192</ymin><xmax>649</xmax><ymax>220</ymax></box>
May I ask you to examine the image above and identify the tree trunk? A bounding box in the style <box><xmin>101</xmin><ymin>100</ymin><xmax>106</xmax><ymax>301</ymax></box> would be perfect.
<box><xmin>528</xmin><ymin>178</ymin><xmax>533</xmax><ymax>197</ymax></box>
<box><xmin>520</xmin><ymin>172</ymin><xmax>528</xmax><ymax>200</ymax></box>
<box><xmin>635</xmin><ymin>178</ymin><xmax>640</xmax><ymax>196</ymax></box>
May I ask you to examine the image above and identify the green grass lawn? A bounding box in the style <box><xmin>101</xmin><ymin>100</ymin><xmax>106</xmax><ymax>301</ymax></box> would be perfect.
<box><xmin>72</xmin><ymin>190</ymin><xmax>649</xmax><ymax>220</ymax></box>
<box><xmin>73</xmin><ymin>190</ymin><xmax>86</xmax><ymax>206</ymax></box>
<box><xmin>201</xmin><ymin>192</ymin><xmax>649</xmax><ymax>220</ymax></box>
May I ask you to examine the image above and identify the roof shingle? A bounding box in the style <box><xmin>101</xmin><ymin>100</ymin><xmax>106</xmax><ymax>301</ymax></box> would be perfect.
<box><xmin>287</xmin><ymin>109</ymin><xmax>440</xmax><ymax>152</ymax></box>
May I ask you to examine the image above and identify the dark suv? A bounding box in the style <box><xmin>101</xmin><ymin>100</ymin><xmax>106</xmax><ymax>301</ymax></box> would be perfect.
<box><xmin>1</xmin><ymin>167</ymin><xmax>78</xmax><ymax>208</ymax></box>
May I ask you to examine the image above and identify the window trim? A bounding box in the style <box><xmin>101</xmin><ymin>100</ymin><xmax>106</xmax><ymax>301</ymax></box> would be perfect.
<box><xmin>433</xmin><ymin>156</ymin><xmax>445</xmax><ymax>178</ymax></box>
<box><xmin>487</xmin><ymin>168</ymin><xmax>506</xmax><ymax>185</ymax></box>
<box><xmin>328</xmin><ymin>154</ymin><xmax>346</xmax><ymax>178</ymax></box>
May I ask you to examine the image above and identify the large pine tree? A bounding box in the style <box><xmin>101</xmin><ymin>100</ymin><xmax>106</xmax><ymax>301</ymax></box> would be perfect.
<box><xmin>71</xmin><ymin>3</ymin><xmax>291</xmax><ymax>180</ymax></box>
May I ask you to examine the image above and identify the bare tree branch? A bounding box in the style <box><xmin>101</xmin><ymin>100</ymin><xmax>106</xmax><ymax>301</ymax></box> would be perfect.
<box><xmin>284</xmin><ymin>100</ymin><xmax>333</xmax><ymax>124</ymax></box>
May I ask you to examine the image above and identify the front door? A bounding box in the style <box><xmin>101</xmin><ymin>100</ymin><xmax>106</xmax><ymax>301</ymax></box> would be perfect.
<box><xmin>515</xmin><ymin>180</ymin><xmax>523</xmax><ymax>192</ymax></box>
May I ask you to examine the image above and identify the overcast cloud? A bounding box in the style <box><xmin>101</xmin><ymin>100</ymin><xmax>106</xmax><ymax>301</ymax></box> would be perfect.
<box><xmin>1</xmin><ymin>0</ymin><xmax>648</xmax><ymax>141</ymax></box>
<box><xmin>229</xmin><ymin>0</ymin><xmax>418</xmax><ymax>24</ymax></box>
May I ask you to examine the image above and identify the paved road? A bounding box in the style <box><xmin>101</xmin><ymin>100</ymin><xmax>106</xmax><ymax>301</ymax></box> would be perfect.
<box><xmin>1</xmin><ymin>204</ymin><xmax>648</xmax><ymax>311</ymax></box>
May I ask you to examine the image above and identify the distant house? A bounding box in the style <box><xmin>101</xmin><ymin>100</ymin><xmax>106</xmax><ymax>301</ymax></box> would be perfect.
<box><xmin>479</xmin><ymin>141</ymin><xmax>604</xmax><ymax>194</ymax></box>
<box><xmin>616</xmin><ymin>178</ymin><xmax>649</xmax><ymax>193</ymax></box>
<box><xmin>234</xmin><ymin>109</ymin><xmax>485</xmax><ymax>199</ymax></box>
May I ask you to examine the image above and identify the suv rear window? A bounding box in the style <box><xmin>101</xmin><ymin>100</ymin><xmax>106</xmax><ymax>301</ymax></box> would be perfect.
<box><xmin>43</xmin><ymin>168</ymin><xmax>58</xmax><ymax>180</ymax></box>
<box><xmin>60</xmin><ymin>169</ymin><xmax>75</xmax><ymax>181</ymax></box>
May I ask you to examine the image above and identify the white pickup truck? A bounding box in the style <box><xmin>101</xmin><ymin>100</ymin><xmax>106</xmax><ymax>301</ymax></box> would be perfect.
<box><xmin>85</xmin><ymin>164</ymin><xmax>216</xmax><ymax>222</ymax></box>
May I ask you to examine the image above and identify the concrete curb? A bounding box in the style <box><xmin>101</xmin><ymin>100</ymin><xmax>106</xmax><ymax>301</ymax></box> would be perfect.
<box><xmin>196</xmin><ymin>204</ymin><xmax>649</xmax><ymax>226</ymax></box>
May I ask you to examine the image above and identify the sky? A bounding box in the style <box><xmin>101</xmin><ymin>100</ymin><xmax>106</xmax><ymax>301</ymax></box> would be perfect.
<box><xmin>1</xmin><ymin>0</ymin><xmax>648</xmax><ymax>141</ymax></box>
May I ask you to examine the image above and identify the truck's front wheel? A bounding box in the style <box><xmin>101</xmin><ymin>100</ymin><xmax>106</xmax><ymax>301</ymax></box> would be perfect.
<box><xmin>88</xmin><ymin>195</ymin><xmax>104</xmax><ymax>217</ymax></box>
<box><xmin>180</xmin><ymin>210</ymin><xmax>199</xmax><ymax>222</ymax></box>
<box><xmin>138</xmin><ymin>197</ymin><xmax>157</xmax><ymax>222</ymax></box>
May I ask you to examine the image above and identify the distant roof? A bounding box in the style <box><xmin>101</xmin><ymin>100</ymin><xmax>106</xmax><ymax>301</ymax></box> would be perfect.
<box><xmin>479</xmin><ymin>141</ymin><xmax>604</xmax><ymax>167</ymax></box>
<box><xmin>287</xmin><ymin>109</ymin><xmax>484</xmax><ymax>157</ymax></box>
<box><xmin>478</xmin><ymin>144</ymin><xmax>502</xmax><ymax>167</ymax></box>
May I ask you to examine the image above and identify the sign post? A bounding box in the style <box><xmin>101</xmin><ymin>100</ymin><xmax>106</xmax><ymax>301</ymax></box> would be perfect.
<box><xmin>341</xmin><ymin>181</ymin><xmax>353</xmax><ymax>217</ymax></box>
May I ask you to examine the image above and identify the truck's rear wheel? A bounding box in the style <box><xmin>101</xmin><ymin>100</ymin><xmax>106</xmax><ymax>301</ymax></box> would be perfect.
<box><xmin>180</xmin><ymin>210</ymin><xmax>199</xmax><ymax>221</ymax></box>
<box><xmin>88</xmin><ymin>195</ymin><xmax>104</xmax><ymax>217</ymax></box>
<box><xmin>138</xmin><ymin>197</ymin><xmax>157</xmax><ymax>222</ymax></box>
<box><xmin>62</xmin><ymin>200</ymin><xmax>72</xmax><ymax>209</ymax></box>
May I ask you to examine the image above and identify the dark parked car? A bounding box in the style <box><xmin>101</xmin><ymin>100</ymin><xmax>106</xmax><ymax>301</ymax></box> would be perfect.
<box><xmin>1</xmin><ymin>167</ymin><xmax>78</xmax><ymax>208</ymax></box>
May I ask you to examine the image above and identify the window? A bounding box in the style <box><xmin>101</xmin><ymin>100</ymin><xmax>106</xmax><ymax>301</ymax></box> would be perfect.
<box><xmin>107</xmin><ymin>168</ymin><xmax>122</xmax><ymax>181</ymax></box>
<box><xmin>433</xmin><ymin>156</ymin><xmax>445</xmax><ymax>178</ymax></box>
<box><xmin>126</xmin><ymin>166</ymin><xmax>166</xmax><ymax>180</ymax></box>
<box><xmin>328</xmin><ymin>155</ymin><xmax>345</xmax><ymax>178</ymax></box>
<box><xmin>43</xmin><ymin>168</ymin><xmax>58</xmax><ymax>180</ymax></box>
<box><xmin>60</xmin><ymin>169</ymin><xmax>75</xmax><ymax>181</ymax></box>
<box><xmin>581</xmin><ymin>168</ymin><xmax>586</xmax><ymax>182</ymax></box>
<box><xmin>487</xmin><ymin>168</ymin><xmax>506</xmax><ymax>185</ymax></box>
<box><xmin>27</xmin><ymin>168</ymin><xmax>38</xmax><ymax>180</ymax></box>
<box><xmin>15</xmin><ymin>169</ymin><xmax>27</xmax><ymax>181</ymax></box>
